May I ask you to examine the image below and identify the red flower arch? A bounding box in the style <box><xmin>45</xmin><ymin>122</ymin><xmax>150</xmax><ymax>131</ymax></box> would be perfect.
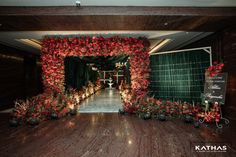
<box><xmin>41</xmin><ymin>36</ymin><xmax>150</xmax><ymax>111</ymax></box>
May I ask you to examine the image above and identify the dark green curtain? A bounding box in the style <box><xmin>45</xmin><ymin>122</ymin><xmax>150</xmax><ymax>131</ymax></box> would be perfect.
<box><xmin>64</xmin><ymin>57</ymin><xmax>98</xmax><ymax>90</ymax></box>
<box><xmin>149</xmin><ymin>50</ymin><xmax>210</xmax><ymax>102</ymax></box>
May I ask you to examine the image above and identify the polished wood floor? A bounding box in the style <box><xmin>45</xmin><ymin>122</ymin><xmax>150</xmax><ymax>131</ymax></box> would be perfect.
<box><xmin>0</xmin><ymin>113</ymin><xmax>235</xmax><ymax>157</ymax></box>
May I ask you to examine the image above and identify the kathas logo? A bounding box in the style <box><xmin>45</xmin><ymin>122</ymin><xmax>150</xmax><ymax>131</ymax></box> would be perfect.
<box><xmin>192</xmin><ymin>142</ymin><xmax>228</xmax><ymax>153</ymax></box>
<box><xmin>195</xmin><ymin>145</ymin><xmax>227</xmax><ymax>152</ymax></box>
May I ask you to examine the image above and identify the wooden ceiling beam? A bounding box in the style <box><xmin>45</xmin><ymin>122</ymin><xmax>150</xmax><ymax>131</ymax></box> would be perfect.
<box><xmin>0</xmin><ymin>6</ymin><xmax>236</xmax><ymax>16</ymax></box>
<box><xmin>0</xmin><ymin>6</ymin><xmax>235</xmax><ymax>31</ymax></box>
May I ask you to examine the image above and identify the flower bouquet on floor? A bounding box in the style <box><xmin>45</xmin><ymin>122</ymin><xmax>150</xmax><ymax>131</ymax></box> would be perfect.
<box><xmin>169</xmin><ymin>101</ymin><xmax>181</xmax><ymax>118</ymax></box>
<box><xmin>157</xmin><ymin>101</ymin><xmax>168</xmax><ymax>121</ymax></box>
<box><xmin>10</xmin><ymin>99</ymin><xmax>30</xmax><ymax>126</ymax></box>
<box><xmin>181</xmin><ymin>102</ymin><xmax>194</xmax><ymax>123</ymax></box>
<box><xmin>136</xmin><ymin>99</ymin><xmax>151</xmax><ymax>120</ymax></box>
<box><xmin>146</xmin><ymin>97</ymin><xmax>160</xmax><ymax>119</ymax></box>
<box><xmin>197</xmin><ymin>102</ymin><xmax>221</xmax><ymax>123</ymax></box>
<box><xmin>50</xmin><ymin>93</ymin><xmax>71</xmax><ymax>119</ymax></box>
<box><xmin>26</xmin><ymin>101</ymin><xmax>41</xmax><ymax>126</ymax></box>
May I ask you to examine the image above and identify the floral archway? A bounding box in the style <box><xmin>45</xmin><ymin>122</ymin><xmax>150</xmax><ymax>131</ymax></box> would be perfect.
<box><xmin>41</xmin><ymin>36</ymin><xmax>150</xmax><ymax>112</ymax></box>
<box><xmin>11</xmin><ymin>36</ymin><xmax>223</xmax><ymax>127</ymax></box>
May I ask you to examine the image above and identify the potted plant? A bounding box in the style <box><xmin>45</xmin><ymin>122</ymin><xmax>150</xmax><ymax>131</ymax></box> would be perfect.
<box><xmin>137</xmin><ymin>111</ymin><xmax>145</xmax><ymax>119</ymax></box>
<box><xmin>26</xmin><ymin>103</ymin><xmax>40</xmax><ymax>126</ymax></box>
<box><xmin>184</xmin><ymin>114</ymin><xmax>193</xmax><ymax>123</ymax></box>
<box><xmin>143</xmin><ymin>112</ymin><xmax>151</xmax><ymax>120</ymax></box>
<box><xmin>158</xmin><ymin>102</ymin><xmax>167</xmax><ymax>121</ymax></box>
<box><xmin>27</xmin><ymin>117</ymin><xmax>40</xmax><ymax>126</ymax></box>
<box><xmin>69</xmin><ymin>108</ymin><xmax>77</xmax><ymax>116</ymax></box>
<box><xmin>193</xmin><ymin>120</ymin><xmax>200</xmax><ymax>128</ymax></box>
<box><xmin>182</xmin><ymin>102</ymin><xmax>193</xmax><ymax>123</ymax></box>
<box><xmin>9</xmin><ymin>118</ymin><xmax>18</xmax><ymax>127</ymax></box>
<box><xmin>51</xmin><ymin>112</ymin><xmax>58</xmax><ymax>120</ymax></box>
<box><xmin>158</xmin><ymin>113</ymin><xmax>166</xmax><ymax>121</ymax></box>
<box><xmin>118</xmin><ymin>108</ymin><xmax>125</xmax><ymax>115</ymax></box>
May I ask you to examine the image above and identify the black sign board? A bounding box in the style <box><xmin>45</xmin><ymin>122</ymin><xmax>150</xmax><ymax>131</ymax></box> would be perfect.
<box><xmin>204</xmin><ymin>73</ymin><xmax>227</xmax><ymax>104</ymax></box>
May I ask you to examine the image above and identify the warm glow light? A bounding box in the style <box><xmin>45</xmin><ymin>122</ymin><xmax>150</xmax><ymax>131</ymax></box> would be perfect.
<box><xmin>82</xmin><ymin>94</ymin><xmax>85</xmax><ymax>99</ymax></box>
<box><xmin>109</xmin><ymin>90</ymin><xmax>113</xmax><ymax>96</ymax></box>
<box><xmin>115</xmin><ymin>132</ymin><xmax>120</xmax><ymax>137</ymax></box>
<box><xmin>69</xmin><ymin>103</ymin><xmax>74</xmax><ymax>109</ymax></box>
<box><xmin>75</xmin><ymin>95</ymin><xmax>80</xmax><ymax>103</ymax></box>
<box><xmin>0</xmin><ymin>54</ymin><xmax>24</xmax><ymax>62</ymax></box>
<box><xmin>16</xmin><ymin>39</ymin><xmax>42</xmax><ymax>49</ymax></box>
<box><xmin>67</xmin><ymin>121</ymin><xmax>75</xmax><ymax>128</ymax></box>
<box><xmin>128</xmin><ymin>140</ymin><xmax>132</xmax><ymax>145</ymax></box>
<box><xmin>149</xmin><ymin>39</ymin><xmax>171</xmax><ymax>54</ymax></box>
<box><xmin>91</xmin><ymin>115</ymin><xmax>96</xmax><ymax>124</ymax></box>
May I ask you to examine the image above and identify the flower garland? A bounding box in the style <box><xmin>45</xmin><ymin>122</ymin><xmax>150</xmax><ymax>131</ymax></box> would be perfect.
<box><xmin>41</xmin><ymin>36</ymin><xmax>150</xmax><ymax>111</ymax></box>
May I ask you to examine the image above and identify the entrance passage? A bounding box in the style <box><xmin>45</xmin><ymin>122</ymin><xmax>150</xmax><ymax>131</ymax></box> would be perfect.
<box><xmin>79</xmin><ymin>89</ymin><xmax>123</xmax><ymax>113</ymax></box>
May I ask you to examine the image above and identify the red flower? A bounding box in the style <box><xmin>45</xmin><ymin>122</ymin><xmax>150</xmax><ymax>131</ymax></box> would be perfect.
<box><xmin>206</xmin><ymin>61</ymin><xmax>224</xmax><ymax>77</ymax></box>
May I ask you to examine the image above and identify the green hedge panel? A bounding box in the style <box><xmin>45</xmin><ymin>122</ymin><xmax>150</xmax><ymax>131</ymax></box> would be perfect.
<box><xmin>149</xmin><ymin>50</ymin><xmax>210</xmax><ymax>102</ymax></box>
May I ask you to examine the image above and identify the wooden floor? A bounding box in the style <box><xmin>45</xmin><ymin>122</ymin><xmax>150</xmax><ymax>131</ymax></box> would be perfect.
<box><xmin>0</xmin><ymin>113</ymin><xmax>235</xmax><ymax>157</ymax></box>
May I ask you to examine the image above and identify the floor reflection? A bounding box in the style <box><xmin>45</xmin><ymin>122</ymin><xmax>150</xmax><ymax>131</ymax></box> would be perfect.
<box><xmin>79</xmin><ymin>89</ymin><xmax>123</xmax><ymax>113</ymax></box>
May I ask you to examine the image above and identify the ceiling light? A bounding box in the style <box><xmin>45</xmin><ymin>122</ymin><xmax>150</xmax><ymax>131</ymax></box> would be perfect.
<box><xmin>0</xmin><ymin>54</ymin><xmax>24</xmax><ymax>62</ymax></box>
<box><xmin>16</xmin><ymin>39</ymin><xmax>42</xmax><ymax>49</ymax></box>
<box><xmin>76</xmin><ymin>1</ymin><xmax>81</xmax><ymax>7</ymax></box>
<box><xmin>30</xmin><ymin>39</ymin><xmax>42</xmax><ymax>45</ymax></box>
<box><xmin>164</xmin><ymin>22</ymin><xmax>168</xmax><ymax>26</ymax></box>
<box><xmin>149</xmin><ymin>39</ymin><xmax>171</xmax><ymax>54</ymax></box>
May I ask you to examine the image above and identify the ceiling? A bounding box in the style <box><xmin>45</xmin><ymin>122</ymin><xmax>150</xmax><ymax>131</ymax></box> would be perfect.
<box><xmin>0</xmin><ymin>0</ymin><xmax>236</xmax><ymax>7</ymax></box>
<box><xmin>0</xmin><ymin>3</ymin><xmax>235</xmax><ymax>55</ymax></box>
<box><xmin>0</xmin><ymin>31</ymin><xmax>212</xmax><ymax>55</ymax></box>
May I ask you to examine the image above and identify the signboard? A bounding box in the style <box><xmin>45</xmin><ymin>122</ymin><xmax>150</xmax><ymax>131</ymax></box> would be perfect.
<box><xmin>204</xmin><ymin>73</ymin><xmax>227</xmax><ymax>104</ymax></box>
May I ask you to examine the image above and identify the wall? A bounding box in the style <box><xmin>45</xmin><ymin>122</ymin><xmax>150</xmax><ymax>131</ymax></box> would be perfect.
<box><xmin>182</xmin><ymin>27</ymin><xmax>236</xmax><ymax>120</ymax></box>
<box><xmin>222</xmin><ymin>28</ymin><xmax>236</xmax><ymax>120</ymax></box>
<box><xmin>0</xmin><ymin>44</ymin><xmax>42</xmax><ymax>110</ymax></box>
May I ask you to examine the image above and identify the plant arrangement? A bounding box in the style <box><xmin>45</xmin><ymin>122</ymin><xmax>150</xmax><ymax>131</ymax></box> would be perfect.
<box><xmin>118</xmin><ymin>59</ymin><xmax>224</xmax><ymax>126</ymax></box>
<box><xmin>12</xmin><ymin>99</ymin><xmax>30</xmax><ymax>123</ymax></box>
<box><xmin>119</xmin><ymin>85</ymin><xmax>221</xmax><ymax>126</ymax></box>
<box><xmin>11</xmin><ymin>80</ymin><xmax>102</xmax><ymax>126</ymax></box>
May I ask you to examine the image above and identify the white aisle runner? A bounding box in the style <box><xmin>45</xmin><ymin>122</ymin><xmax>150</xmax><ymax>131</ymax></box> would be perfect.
<box><xmin>79</xmin><ymin>89</ymin><xmax>123</xmax><ymax>113</ymax></box>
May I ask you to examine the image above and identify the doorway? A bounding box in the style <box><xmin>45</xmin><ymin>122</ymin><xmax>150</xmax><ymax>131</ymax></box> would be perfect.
<box><xmin>64</xmin><ymin>56</ymin><xmax>129</xmax><ymax>112</ymax></box>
